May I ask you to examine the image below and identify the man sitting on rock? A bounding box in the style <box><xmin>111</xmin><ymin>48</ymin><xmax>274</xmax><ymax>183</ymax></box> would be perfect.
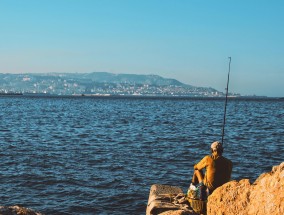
<box><xmin>190</xmin><ymin>141</ymin><xmax>233</xmax><ymax>196</ymax></box>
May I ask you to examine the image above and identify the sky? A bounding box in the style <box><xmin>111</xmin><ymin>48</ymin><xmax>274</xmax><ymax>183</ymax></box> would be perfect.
<box><xmin>0</xmin><ymin>0</ymin><xmax>283</xmax><ymax>97</ymax></box>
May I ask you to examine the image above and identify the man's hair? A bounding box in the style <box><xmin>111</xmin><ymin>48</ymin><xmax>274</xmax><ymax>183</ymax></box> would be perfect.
<box><xmin>211</xmin><ymin>147</ymin><xmax>223</xmax><ymax>155</ymax></box>
<box><xmin>211</xmin><ymin>141</ymin><xmax>223</xmax><ymax>155</ymax></box>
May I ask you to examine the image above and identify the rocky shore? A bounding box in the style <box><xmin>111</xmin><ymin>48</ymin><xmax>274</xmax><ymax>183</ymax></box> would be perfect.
<box><xmin>146</xmin><ymin>162</ymin><xmax>284</xmax><ymax>215</ymax></box>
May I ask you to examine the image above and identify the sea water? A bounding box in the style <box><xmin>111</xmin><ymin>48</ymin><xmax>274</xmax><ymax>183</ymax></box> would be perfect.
<box><xmin>0</xmin><ymin>96</ymin><xmax>283</xmax><ymax>214</ymax></box>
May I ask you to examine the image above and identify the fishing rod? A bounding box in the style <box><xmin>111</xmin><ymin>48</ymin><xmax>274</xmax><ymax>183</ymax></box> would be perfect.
<box><xmin>221</xmin><ymin>57</ymin><xmax>231</xmax><ymax>146</ymax></box>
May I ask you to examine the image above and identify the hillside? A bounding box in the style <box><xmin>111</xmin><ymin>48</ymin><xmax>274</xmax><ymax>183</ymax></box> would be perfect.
<box><xmin>0</xmin><ymin>72</ymin><xmax>231</xmax><ymax>97</ymax></box>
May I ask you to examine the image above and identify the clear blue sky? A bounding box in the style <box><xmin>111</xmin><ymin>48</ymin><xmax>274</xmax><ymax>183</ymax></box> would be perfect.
<box><xmin>0</xmin><ymin>0</ymin><xmax>283</xmax><ymax>97</ymax></box>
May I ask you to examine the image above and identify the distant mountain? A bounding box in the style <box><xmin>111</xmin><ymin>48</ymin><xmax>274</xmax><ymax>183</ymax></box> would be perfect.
<box><xmin>0</xmin><ymin>72</ymin><xmax>235</xmax><ymax>97</ymax></box>
<box><xmin>54</xmin><ymin>72</ymin><xmax>190</xmax><ymax>87</ymax></box>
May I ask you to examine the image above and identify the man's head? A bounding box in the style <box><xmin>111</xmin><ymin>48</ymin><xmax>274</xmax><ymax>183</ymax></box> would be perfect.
<box><xmin>211</xmin><ymin>141</ymin><xmax>223</xmax><ymax>155</ymax></box>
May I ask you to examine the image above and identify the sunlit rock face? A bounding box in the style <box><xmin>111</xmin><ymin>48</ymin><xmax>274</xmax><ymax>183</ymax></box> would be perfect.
<box><xmin>207</xmin><ymin>162</ymin><xmax>284</xmax><ymax>215</ymax></box>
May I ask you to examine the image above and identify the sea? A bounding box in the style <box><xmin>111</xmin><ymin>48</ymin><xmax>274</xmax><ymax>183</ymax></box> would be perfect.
<box><xmin>0</xmin><ymin>96</ymin><xmax>283</xmax><ymax>214</ymax></box>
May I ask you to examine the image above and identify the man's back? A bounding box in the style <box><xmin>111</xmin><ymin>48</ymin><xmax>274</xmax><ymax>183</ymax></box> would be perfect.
<box><xmin>211</xmin><ymin>156</ymin><xmax>233</xmax><ymax>189</ymax></box>
<box><xmin>196</xmin><ymin>155</ymin><xmax>232</xmax><ymax>191</ymax></box>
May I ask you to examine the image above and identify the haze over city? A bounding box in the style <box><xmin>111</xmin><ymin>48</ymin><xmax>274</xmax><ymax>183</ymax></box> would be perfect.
<box><xmin>1</xmin><ymin>0</ymin><xmax>283</xmax><ymax>97</ymax></box>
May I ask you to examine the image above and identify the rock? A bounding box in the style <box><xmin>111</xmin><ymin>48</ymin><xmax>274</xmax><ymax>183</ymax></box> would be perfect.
<box><xmin>159</xmin><ymin>210</ymin><xmax>195</xmax><ymax>215</ymax></box>
<box><xmin>146</xmin><ymin>184</ymin><xmax>197</xmax><ymax>215</ymax></box>
<box><xmin>0</xmin><ymin>206</ymin><xmax>43</xmax><ymax>215</ymax></box>
<box><xmin>207</xmin><ymin>162</ymin><xmax>284</xmax><ymax>215</ymax></box>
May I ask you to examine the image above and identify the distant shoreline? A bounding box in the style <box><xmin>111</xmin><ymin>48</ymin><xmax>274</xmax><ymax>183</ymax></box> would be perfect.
<box><xmin>0</xmin><ymin>93</ymin><xmax>282</xmax><ymax>100</ymax></box>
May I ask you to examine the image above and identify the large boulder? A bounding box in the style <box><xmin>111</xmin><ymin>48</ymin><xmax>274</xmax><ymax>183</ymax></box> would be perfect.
<box><xmin>146</xmin><ymin>184</ymin><xmax>197</xmax><ymax>215</ymax></box>
<box><xmin>207</xmin><ymin>162</ymin><xmax>284</xmax><ymax>215</ymax></box>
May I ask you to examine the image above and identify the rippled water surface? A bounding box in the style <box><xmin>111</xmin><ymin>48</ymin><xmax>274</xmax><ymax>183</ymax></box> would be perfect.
<box><xmin>0</xmin><ymin>96</ymin><xmax>283</xmax><ymax>214</ymax></box>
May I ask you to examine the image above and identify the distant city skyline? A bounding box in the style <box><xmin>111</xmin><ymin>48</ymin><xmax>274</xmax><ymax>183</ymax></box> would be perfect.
<box><xmin>0</xmin><ymin>0</ymin><xmax>283</xmax><ymax>97</ymax></box>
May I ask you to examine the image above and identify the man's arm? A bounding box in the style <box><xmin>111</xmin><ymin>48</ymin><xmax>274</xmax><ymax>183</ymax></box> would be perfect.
<box><xmin>194</xmin><ymin>156</ymin><xmax>208</xmax><ymax>170</ymax></box>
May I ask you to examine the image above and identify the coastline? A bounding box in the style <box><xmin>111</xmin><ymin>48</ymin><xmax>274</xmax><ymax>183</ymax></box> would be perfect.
<box><xmin>0</xmin><ymin>93</ymin><xmax>281</xmax><ymax>101</ymax></box>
